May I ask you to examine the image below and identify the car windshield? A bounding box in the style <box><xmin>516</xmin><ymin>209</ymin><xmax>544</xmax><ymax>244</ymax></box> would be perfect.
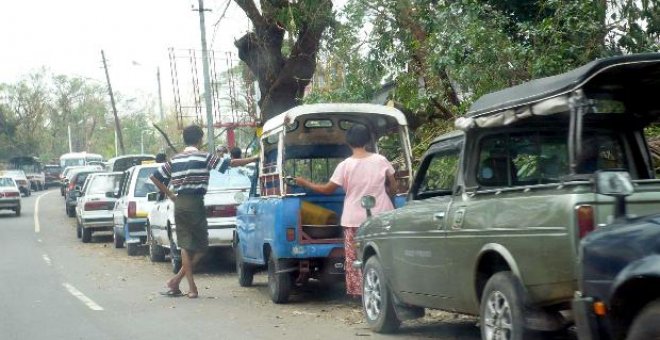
<box><xmin>0</xmin><ymin>178</ymin><xmax>16</xmax><ymax>187</ymax></box>
<box><xmin>86</xmin><ymin>174</ymin><xmax>122</xmax><ymax>195</ymax></box>
<box><xmin>134</xmin><ymin>168</ymin><xmax>158</xmax><ymax>197</ymax></box>
<box><xmin>3</xmin><ymin>171</ymin><xmax>26</xmax><ymax>179</ymax></box>
<box><xmin>209</xmin><ymin>167</ymin><xmax>252</xmax><ymax>190</ymax></box>
<box><xmin>62</xmin><ymin>158</ymin><xmax>85</xmax><ymax>167</ymax></box>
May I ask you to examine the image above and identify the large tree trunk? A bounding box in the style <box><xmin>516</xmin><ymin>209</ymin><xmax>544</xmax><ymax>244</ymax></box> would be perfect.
<box><xmin>234</xmin><ymin>0</ymin><xmax>333</xmax><ymax>124</ymax></box>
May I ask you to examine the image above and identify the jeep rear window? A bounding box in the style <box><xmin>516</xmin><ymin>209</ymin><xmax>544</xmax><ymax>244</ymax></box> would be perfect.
<box><xmin>477</xmin><ymin>131</ymin><xmax>628</xmax><ymax>187</ymax></box>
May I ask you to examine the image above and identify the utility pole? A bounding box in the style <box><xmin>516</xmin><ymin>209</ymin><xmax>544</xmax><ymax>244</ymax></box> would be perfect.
<box><xmin>101</xmin><ymin>50</ymin><xmax>126</xmax><ymax>155</ymax></box>
<box><xmin>67</xmin><ymin>124</ymin><xmax>73</xmax><ymax>153</ymax></box>
<box><xmin>195</xmin><ymin>0</ymin><xmax>215</xmax><ymax>152</ymax></box>
<box><xmin>157</xmin><ymin>67</ymin><xmax>164</xmax><ymax>121</ymax></box>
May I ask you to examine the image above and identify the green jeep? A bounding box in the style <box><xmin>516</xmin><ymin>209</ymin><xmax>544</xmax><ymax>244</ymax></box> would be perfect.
<box><xmin>354</xmin><ymin>53</ymin><xmax>660</xmax><ymax>340</ymax></box>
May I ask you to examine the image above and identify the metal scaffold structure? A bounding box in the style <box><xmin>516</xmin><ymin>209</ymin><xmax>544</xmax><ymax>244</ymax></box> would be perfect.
<box><xmin>168</xmin><ymin>48</ymin><xmax>259</xmax><ymax>148</ymax></box>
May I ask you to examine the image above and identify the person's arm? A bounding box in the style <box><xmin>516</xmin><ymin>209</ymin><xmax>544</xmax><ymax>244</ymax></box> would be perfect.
<box><xmin>150</xmin><ymin>175</ymin><xmax>176</xmax><ymax>202</ymax></box>
<box><xmin>295</xmin><ymin>177</ymin><xmax>339</xmax><ymax>195</ymax></box>
<box><xmin>230</xmin><ymin>156</ymin><xmax>259</xmax><ymax>167</ymax></box>
<box><xmin>385</xmin><ymin>171</ymin><xmax>398</xmax><ymax>197</ymax></box>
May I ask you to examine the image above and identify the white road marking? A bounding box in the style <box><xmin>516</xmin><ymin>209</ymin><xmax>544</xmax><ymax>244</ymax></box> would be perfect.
<box><xmin>62</xmin><ymin>283</ymin><xmax>104</xmax><ymax>311</ymax></box>
<box><xmin>34</xmin><ymin>191</ymin><xmax>53</xmax><ymax>233</ymax></box>
<box><xmin>42</xmin><ymin>254</ymin><xmax>52</xmax><ymax>266</ymax></box>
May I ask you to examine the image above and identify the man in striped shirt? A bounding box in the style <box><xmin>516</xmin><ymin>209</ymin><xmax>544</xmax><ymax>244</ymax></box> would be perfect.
<box><xmin>150</xmin><ymin>125</ymin><xmax>256</xmax><ymax>298</ymax></box>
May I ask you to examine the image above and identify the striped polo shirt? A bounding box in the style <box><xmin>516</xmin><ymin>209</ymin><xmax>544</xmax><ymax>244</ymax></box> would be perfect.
<box><xmin>152</xmin><ymin>146</ymin><xmax>221</xmax><ymax>195</ymax></box>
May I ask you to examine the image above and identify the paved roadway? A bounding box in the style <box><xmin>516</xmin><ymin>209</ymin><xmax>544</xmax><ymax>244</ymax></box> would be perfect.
<box><xmin>0</xmin><ymin>189</ymin><xmax>480</xmax><ymax>340</ymax></box>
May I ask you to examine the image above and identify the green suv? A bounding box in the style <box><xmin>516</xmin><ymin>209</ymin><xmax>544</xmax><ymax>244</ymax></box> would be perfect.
<box><xmin>354</xmin><ymin>53</ymin><xmax>660</xmax><ymax>340</ymax></box>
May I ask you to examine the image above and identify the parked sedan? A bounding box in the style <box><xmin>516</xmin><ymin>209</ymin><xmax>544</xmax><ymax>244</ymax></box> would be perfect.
<box><xmin>1</xmin><ymin>170</ymin><xmax>31</xmax><ymax>196</ymax></box>
<box><xmin>65</xmin><ymin>169</ymin><xmax>102</xmax><ymax>217</ymax></box>
<box><xmin>147</xmin><ymin>167</ymin><xmax>251</xmax><ymax>273</ymax></box>
<box><xmin>75</xmin><ymin>172</ymin><xmax>122</xmax><ymax>243</ymax></box>
<box><xmin>0</xmin><ymin>177</ymin><xmax>22</xmax><ymax>216</ymax></box>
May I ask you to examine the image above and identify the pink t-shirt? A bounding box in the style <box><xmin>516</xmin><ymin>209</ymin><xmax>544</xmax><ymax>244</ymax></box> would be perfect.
<box><xmin>330</xmin><ymin>153</ymin><xmax>395</xmax><ymax>228</ymax></box>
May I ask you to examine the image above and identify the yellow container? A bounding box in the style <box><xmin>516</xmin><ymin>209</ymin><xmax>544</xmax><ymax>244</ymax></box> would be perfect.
<box><xmin>301</xmin><ymin>201</ymin><xmax>338</xmax><ymax>225</ymax></box>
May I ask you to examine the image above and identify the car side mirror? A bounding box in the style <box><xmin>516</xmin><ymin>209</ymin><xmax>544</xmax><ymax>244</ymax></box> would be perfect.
<box><xmin>147</xmin><ymin>192</ymin><xmax>159</xmax><ymax>202</ymax></box>
<box><xmin>595</xmin><ymin>170</ymin><xmax>634</xmax><ymax>220</ymax></box>
<box><xmin>361</xmin><ymin>195</ymin><xmax>376</xmax><ymax>218</ymax></box>
<box><xmin>74</xmin><ymin>185</ymin><xmax>81</xmax><ymax>192</ymax></box>
<box><xmin>105</xmin><ymin>191</ymin><xmax>115</xmax><ymax>199</ymax></box>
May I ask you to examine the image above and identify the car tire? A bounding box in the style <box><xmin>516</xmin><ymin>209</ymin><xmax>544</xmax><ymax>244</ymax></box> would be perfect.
<box><xmin>113</xmin><ymin>231</ymin><xmax>124</xmax><ymax>248</ymax></box>
<box><xmin>81</xmin><ymin>227</ymin><xmax>92</xmax><ymax>243</ymax></box>
<box><xmin>127</xmin><ymin>242</ymin><xmax>139</xmax><ymax>256</ymax></box>
<box><xmin>147</xmin><ymin>224</ymin><xmax>166</xmax><ymax>262</ymax></box>
<box><xmin>480</xmin><ymin>272</ymin><xmax>532</xmax><ymax>340</ymax></box>
<box><xmin>15</xmin><ymin>206</ymin><xmax>21</xmax><ymax>217</ymax></box>
<box><xmin>76</xmin><ymin>221</ymin><xmax>82</xmax><ymax>238</ymax></box>
<box><xmin>267</xmin><ymin>253</ymin><xmax>291</xmax><ymax>304</ymax></box>
<box><xmin>627</xmin><ymin>298</ymin><xmax>660</xmax><ymax>340</ymax></box>
<box><xmin>171</xmin><ymin>248</ymin><xmax>182</xmax><ymax>274</ymax></box>
<box><xmin>235</xmin><ymin>241</ymin><xmax>254</xmax><ymax>287</ymax></box>
<box><xmin>66</xmin><ymin>205</ymin><xmax>75</xmax><ymax>217</ymax></box>
<box><xmin>362</xmin><ymin>256</ymin><xmax>401</xmax><ymax>333</ymax></box>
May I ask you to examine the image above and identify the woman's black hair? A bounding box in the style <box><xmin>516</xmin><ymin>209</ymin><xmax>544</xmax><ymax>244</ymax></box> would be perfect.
<box><xmin>182</xmin><ymin>125</ymin><xmax>204</xmax><ymax>146</ymax></box>
<box><xmin>346</xmin><ymin>124</ymin><xmax>370</xmax><ymax>148</ymax></box>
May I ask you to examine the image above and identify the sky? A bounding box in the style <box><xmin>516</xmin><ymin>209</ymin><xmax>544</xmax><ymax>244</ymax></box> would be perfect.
<box><xmin>0</xmin><ymin>0</ymin><xmax>251</xmax><ymax>110</ymax></box>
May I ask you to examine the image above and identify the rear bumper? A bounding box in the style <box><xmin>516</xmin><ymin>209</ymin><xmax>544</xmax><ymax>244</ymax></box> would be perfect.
<box><xmin>208</xmin><ymin>225</ymin><xmax>234</xmax><ymax>247</ymax></box>
<box><xmin>80</xmin><ymin>213</ymin><xmax>114</xmax><ymax>229</ymax></box>
<box><xmin>0</xmin><ymin>199</ymin><xmax>20</xmax><ymax>209</ymax></box>
<box><xmin>116</xmin><ymin>218</ymin><xmax>148</xmax><ymax>243</ymax></box>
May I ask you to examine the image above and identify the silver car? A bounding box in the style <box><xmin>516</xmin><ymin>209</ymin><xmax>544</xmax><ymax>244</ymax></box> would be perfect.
<box><xmin>75</xmin><ymin>172</ymin><xmax>122</xmax><ymax>243</ymax></box>
<box><xmin>147</xmin><ymin>167</ymin><xmax>251</xmax><ymax>272</ymax></box>
<box><xmin>0</xmin><ymin>177</ymin><xmax>22</xmax><ymax>216</ymax></box>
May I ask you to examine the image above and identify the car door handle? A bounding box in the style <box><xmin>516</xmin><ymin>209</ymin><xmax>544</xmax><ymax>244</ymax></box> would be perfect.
<box><xmin>433</xmin><ymin>212</ymin><xmax>445</xmax><ymax>221</ymax></box>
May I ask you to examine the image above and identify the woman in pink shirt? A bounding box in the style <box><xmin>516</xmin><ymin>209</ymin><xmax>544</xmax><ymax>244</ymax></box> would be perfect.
<box><xmin>296</xmin><ymin>124</ymin><xmax>397</xmax><ymax>296</ymax></box>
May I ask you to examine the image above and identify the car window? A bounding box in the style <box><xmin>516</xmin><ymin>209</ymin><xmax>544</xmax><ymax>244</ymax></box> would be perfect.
<box><xmin>415</xmin><ymin>150</ymin><xmax>460</xmax><ymax>199</ymax></box>
<box><xmin>209</xmin><ymin>168</ymin><xmax>252</xmax><ymax>189</ymax></box>
<box><xmin>75</xmin><ymin>172</ymin><xmax>94</xmax><ymax>186</ymax></box>
<box><xmin>0</xmin><ymin>178</ymin><xmax>16</xmax><ymax>187</ymax></box>
<box><xmin>284</xmin><ymin>158</ymin><xmax>343</xmax><ymax>184</ymax></box>
<box><xmin>86</xmin><ymin>175</ymin><xmax>122</xmax><ymax>195</ymax></box>
<box><xmin>133</xmin><ymin>168</ymin><xmax>157</xmax><ymax>197</ymax></box>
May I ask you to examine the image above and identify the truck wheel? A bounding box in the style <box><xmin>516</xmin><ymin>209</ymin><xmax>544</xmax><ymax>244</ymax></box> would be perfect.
<box><xmin>362</xmin><ymin>256</ymin><xmax>401</xmax><ymax>333</ymax></box>
<box><xmin>267</xmin><ymin>253</ymin><xmax>291</xmax><ymax>304</ymax></box>
<box><xmin>480</xmin><ymin>272</ymin><xmax>531</xmax><ymax>340</ymax></box>
<box><xmin>235</xmin><ymin>241</ymin><xmax>254</xmax><ymax>287</ymax></box>
<box><xmin>113</xmin><ymin>230</ymin><xmax>124</xmax><ymax>248</ymax></box>
<box><xmin>81</xmin><ymin>228</ymin><xmax>92</xmax><ymax>243</ymax></box>
<box><xmin>628</xmin><ymin>298</ymin><xmax>660</xmax><ymax>340</ymax></box>
<box><xmin>127</xmin><ymin>242</ymin><xmax>139</xmax><ymax>256</ymax></box>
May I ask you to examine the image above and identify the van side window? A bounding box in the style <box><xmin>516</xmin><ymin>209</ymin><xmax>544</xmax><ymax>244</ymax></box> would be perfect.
<box><xmin>415</xmin><ymin>150</ymin><xmax>460</xmax><ymax>199</ymax></box>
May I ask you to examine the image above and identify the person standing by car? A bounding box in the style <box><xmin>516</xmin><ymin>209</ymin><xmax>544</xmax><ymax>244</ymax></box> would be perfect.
<box><xmin>295</xmin><ymin>125</ymin><xmax>397</xmax><ymax>297</ymax></box>
<box><xmin>150</xmin><ymin>126</ymin><xmax>257</xmax><ymax>298</ymax></box>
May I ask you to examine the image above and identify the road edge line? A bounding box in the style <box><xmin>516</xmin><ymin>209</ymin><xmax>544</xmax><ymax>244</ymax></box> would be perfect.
<box><xmin>34</xmin><ymin>191</ymin><xmax>53</xmax><ymax>233</ymax></box>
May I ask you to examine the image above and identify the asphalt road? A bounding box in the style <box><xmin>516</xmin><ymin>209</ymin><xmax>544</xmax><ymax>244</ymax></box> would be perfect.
<box><xmin>0</xmin><ymin>189</ymin><xmax>481</xmax><ymax>340</ymax></box>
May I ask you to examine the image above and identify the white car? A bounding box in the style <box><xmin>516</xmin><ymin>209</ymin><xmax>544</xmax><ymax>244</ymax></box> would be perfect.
<box><xmin>75</xmin><ymin>172</ymin><xmax>122</xmax><ymax>243</ymax></box>
<box><xmin>112</xmin><ymin>163</ymin><xmax>160</xmax><ymax>256</ymax></box>
<box><xmin>1</xmin><ymin>170</ymin><xmax>31</xmax><ymax>196</ymax></box>
<box><xmin>147</xmin><ymin>167</ymin><xmax>251</xmax><ymax>272</ymax></box>
<box><xmin>0</xmin><ymin>177</ymin><xmax>22</xmax><ymax>216</ymax></box>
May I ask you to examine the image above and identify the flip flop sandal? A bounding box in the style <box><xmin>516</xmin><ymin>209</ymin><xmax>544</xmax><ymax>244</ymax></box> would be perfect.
<box><xmin>160</xmin><ymin>289</ymin><xmax>183</xmax><ymax>297</ymax></box>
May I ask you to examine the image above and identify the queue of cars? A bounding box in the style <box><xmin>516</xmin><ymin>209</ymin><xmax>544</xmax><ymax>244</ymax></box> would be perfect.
<box><xmin>55</xmin><ymin>53</ymin><xmax>660</xmax><ymax>340</ymax></box>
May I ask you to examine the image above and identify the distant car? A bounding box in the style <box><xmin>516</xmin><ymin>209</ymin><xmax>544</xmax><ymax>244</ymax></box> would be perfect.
<box><xmin>61</xmin><ymin>165</ymin><xmax>103</xmax><ymax>197</ymax></box>
<box><xmin>65</xmin><ymin>169</ymin><xmax>102</xmax><ymax>217</ymax></box>
<box><xmin>75</xmin><ymin>172</ymin><xmax>122</xmax><ymax>243</ymax></box>
<box><xmin>147</xmin><ymin>167</ymin><xmax>252</xmax><ymax>272</ymax></box>
<box><xmin>574</xmin><ymin>171</ymin><xmax>660</xmax><ymax>340</ymax></box>
<box><xmin>0</xmin><ymin>177</ymin><xmax>22</xmax><ymax>216</ymax></box>
<box><xmin>1</xmin><ymin>170</ymin><xmax>31</xmax><ymax>196</ymax></box>
<box><xmin>111</xmin><ymin>163</ymin><xmax>160</xmax><ymax>256</ymax></box>
<box><xmin>43</xmin><ymin>164</ymin><xmax>62</xmax><ymax>189</ymax></box>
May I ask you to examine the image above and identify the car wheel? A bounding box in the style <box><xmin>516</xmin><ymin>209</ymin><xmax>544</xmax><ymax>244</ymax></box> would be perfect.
<box><xmin>147</xmin><ymin>224</ymin><xmax>166</xmax><ymax>262</ymax></box>
<box><xmin>480</xmin><ymin>272</ymin><xmax>531</xmax><ymax>340</ymax></box>
<box><xmin>15</xmin><ymin>206</ymin><xmax>21</xmax><ymax>217</ymax></box>
<box><xmin>81</xmin><ymin>227</ymin><xmax>92</xmax><ymax>243</ymax></box>
<box><xmin>127</xmin><ymin>242</ymin><xmax>139</xmax><ymax>256</ymax></box>
<box><xmin>267</xmin><ymin>253</ymin><xmax>291</xmax><ymax>304</ymax></box>
<box><xmin>170</xmin><ymin>247</ymin><xmax>182</xmax><ymax>274</ymax></box>
<box><xmin>76</xmin><ymin>220</ymin><xmax>82</xmax><ymax>238</ymax></box>
<box><xmin>362</xmin><ymin>256</ymin><xmax>401</xmax><ymax>333</ymax></box>
<box><xmin>113</xmin><ymin>230</ymin><xmax>124</xmax><ymax>248</ymax></box>
<box><xmin>627</xmin><ymin>298</ymin><xmax>660</xmax><ymax>340</ymax></box>
<box><xmin>235</xmin><ymin>241</ymin><xmax>254</xmax><ymax>287</ymax></box>
<box><xmin>66</xmin><ymin>205</ymin><xmax>75</xmax><ymax>217</ymax></box>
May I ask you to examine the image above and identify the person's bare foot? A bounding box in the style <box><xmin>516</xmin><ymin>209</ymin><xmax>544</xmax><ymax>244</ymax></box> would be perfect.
<box><xmin>166</xmin><ymin>279</ymin><xmax>179</xmax><ymax>291</ymax></box>
<box><xmin>187</xmin><ymin>291</ymin><xmax>198</xmax><ymax>299</ymax></box>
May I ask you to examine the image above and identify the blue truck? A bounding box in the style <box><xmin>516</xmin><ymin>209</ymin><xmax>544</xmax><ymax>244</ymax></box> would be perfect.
<box><xmin>234</xmin><ymin>103</ymin><xmax>413</xmax><ymax>303</ymax></box>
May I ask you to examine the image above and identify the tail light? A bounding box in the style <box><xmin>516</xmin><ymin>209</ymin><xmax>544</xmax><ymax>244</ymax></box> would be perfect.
<box><xmin>85</xmin><ymin>201</ymin><xmax>114</xmax><ymax>211</ymax></box>
<box><xmin>206</xmin><ymin>205</ymin><xmax>237</xmax><ymax>218</ymax></box>
<box><xmin>576</xmin><ymin>205</ymin><xmax>595</xmax><ymax>238</ymax></box>
<box><xmin>4</xmin><ymin>192</ymin><xmax>19</xmax><ymax>198</ymax></box>
<box><xmin>286</xmin><ymin>228</ymin><xmax>296</xmax><ymax>241</ymax></box>
<box><xmin>128</xmin><ymin>201</ymin><xmax>137</xmax><ymax>218</ymax></box>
